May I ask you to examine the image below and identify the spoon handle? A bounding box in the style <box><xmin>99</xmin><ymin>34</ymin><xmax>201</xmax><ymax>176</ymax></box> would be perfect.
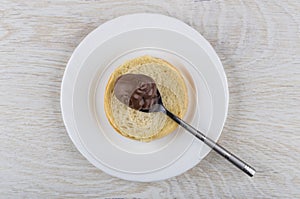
<box><xmin>165</xmin><ymin>109</ymin><xmax>256</xmax><ymax>177</ymax></box>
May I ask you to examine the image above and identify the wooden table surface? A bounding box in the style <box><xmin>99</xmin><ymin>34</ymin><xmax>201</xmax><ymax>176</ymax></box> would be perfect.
<box><xmin>1</xmin><ymin>0</ymin><xmax>299</xmax><ymax>198</ymax></box>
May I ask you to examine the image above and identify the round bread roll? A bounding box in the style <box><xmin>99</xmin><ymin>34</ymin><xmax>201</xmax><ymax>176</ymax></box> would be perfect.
<box><xmin>104</xmin><ymin>55</ymin><xmax>188</xmax><ymax>142</ymax></box>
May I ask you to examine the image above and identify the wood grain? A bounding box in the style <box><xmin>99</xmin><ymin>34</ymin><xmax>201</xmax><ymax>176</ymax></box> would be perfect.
<box><xmin>1</xmin><ymin>0</ymin><xmax>299</xmax><ymax>198</ymax></box>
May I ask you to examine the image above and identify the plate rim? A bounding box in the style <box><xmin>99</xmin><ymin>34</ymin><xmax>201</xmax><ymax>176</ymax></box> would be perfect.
<box><xmin>61</xmin><ymin>13</ymin><xmax>229</xmax><ymax>182</ymax></box>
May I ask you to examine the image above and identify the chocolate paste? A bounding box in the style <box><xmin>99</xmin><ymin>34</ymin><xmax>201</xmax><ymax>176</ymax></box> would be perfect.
<box><xmin>114</xmin><ymin>74</ymin><xmax>159</xmax><ymax>111</ymax></box>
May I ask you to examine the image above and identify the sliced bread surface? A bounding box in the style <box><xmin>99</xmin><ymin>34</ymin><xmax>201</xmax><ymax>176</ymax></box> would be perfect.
<box><xmin>104</xmin><ymin>55</ymin><xmax>188</xmax><ymax>142</ymax></box>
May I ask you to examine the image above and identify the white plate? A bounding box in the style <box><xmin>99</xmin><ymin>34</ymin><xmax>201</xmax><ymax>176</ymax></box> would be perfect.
<box><xmin>61</xmin><ymin>14</ymin><xmax>229</xmax><ymax>182</ymax></box>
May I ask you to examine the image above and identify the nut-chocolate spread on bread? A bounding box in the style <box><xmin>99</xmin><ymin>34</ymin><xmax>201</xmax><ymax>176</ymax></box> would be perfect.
<box><xmin>114</xmin><ymin>74</ymin><xmax>159</xmax><ymax>111</ymax></box>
